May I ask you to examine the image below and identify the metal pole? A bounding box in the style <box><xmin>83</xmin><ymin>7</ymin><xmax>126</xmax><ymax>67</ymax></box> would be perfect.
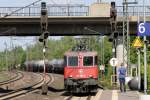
<box><xmin>67</xmin><ymin>1</ymin><xmax>70</xmax><ymax>16</ymax></box>
<box><xmin>43</xmin><ymin>41</ymin><xmax>46</xmax><ymax>82</ymax></box>
<box><xmin>143</xmin><ymin>0</ymin><xmax>147</xmax><ymax>94</ymax></box>
<box><xmin>26</xmin><ymin>47</ymin><xmax>28</xmax><ymax>71</ymax></box>
<box><xmin>112</xmin><ymin>39</ymin><xmax>116</xmax><ymax>85</ymax></box>
<box><xmin>4</xmin><ymin>42</ymin><xmax>8</xmax><ymax>71</ymax></box>
<box><xmin>100</xmin><ymin>37</ymin><xmax>102</xmax><ymax>65</ymax></box>
<box><xmin>100</xmin><ymin>36</ymin><xmax>104</xmax><ymax>65</ymax></box>
<box><xmin>123</xmin><ymin>0</ymin><xmax>131</xmax><ymax>76</ymax></box>
<box><xmin>123</xmin><ymin>0</ymin><xmax>125</xmax><ymax>65</ymax></box>
<box><xmin>138</xmin><ymin>48</ymin><xmax>141</xmax><ymax>90</ymax></box>
<box><xmin>144</xmin><ymin>35</ymin><xmax>147</xmax><ymax>94</ymax></box>
<box><xmin>102</xmin><ymin>36</ymin><xmax>104</xmax><ymax>64</ymax></box>
<box><xmin>137</xmin><ymin>5</ymin><xmax>141</xmax><ymax>90</ymax></box>
<box><xmin>25</xmin><ymin>43</ymin><xmax>31</xmax><ymax>71</ymax></box>
<box><xmin>97</xmin><ymin>0</ymin><xmax>101</xmax><ymax>3</ymax></box>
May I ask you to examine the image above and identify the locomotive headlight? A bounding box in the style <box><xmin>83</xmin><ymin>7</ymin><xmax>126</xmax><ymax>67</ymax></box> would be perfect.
<box><xmin>89</xmin><ymin>75</ymin><xmax>93</xmax><ymax>78</ymax></box>
<box><xmin>79</xmin><ymin>69</ymin><xmax>83</xmax><ymax>74</ymax></box>
<box><xmin>69</xmin><ymin>75</ymin><xmax>72</xmax><ymax>78</ymax></box>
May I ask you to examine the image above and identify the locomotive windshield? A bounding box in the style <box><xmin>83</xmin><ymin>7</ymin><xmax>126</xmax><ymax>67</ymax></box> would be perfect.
<box><xmin>83</xmin><ymin>56</ymin><xmax>93</xmax><ymax>66</ymax></box>
<box><xmin>68</xmin><ymin>56</ymin><xmax>78</xmax><ymax>66</ymax></box>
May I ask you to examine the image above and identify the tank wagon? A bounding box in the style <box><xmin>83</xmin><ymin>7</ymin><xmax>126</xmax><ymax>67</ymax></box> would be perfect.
<box><xmin>24</xmin><ymin>59</ymin><xmax>64</xmax><ymax>74</ymax></box>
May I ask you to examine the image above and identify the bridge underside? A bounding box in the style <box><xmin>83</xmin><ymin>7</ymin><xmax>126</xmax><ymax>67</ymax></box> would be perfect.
<box><xmin>0</xmin><ymin>17</ymin><xmax>137</xmax><ymax>36</ymax></box>
<box><xmin>0</xmin><ymin>24</ymin><xmax>111</xmax><ymax>36</ymax></box>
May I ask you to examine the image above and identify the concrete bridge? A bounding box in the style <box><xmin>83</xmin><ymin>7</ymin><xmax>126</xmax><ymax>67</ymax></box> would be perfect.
<box><xmin>0</xmin><ymin>4</ymin><xmax>150</xmax><ymax>36</ymax></box>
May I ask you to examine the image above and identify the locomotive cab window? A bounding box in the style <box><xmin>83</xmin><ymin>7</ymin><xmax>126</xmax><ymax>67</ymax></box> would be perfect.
<box><xmin>68</xmin><ymin>56</ymin><xmax>78</xmax><ymax>67</ymax></box>
<box><xmin>83</xmin><ymin>56</ymin><xmax>93</xmax><ymax>66</ymax></box>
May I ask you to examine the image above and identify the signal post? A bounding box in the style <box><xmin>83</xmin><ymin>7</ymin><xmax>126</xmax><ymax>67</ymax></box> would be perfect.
<box><xmin>109</xmin><ymin>1</ymin><xmax>118</xmax><ymax>88</ymax></box>
<box><xmin>39</xmin><ymin>2</ymin><xmax>49</xmax><ymax>95</ymax></box>
<box><xmin>132</xmin><ymin>37</ymin><xmax>143</xmax><ymax>90</ymax></box>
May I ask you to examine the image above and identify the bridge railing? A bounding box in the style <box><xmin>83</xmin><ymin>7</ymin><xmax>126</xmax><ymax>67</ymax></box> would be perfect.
<box><xmin>117</xmin><ymin>6</ymin><xmax>150</xmax><ymax>16</ymax></box>
<box><xmin>0</xmin><ymin>5</ymin><xmax>150</xmax><ymax>17</ymax></box>
<box><xmin>0</xmin><ymin>5</ymin><xmax>89</xmax><ymax>17</ymax></box>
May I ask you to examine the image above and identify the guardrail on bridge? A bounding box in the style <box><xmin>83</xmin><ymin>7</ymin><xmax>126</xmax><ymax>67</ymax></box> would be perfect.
<box><xmin>0</xmin><ymin>5</ymin><xmax>150</xmax><ymax>17</ymax></box>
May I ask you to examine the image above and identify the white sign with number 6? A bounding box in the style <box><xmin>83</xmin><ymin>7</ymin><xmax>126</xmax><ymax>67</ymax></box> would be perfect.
<box><xmin>138</xmin><ymin>23</ymin><xmax>145</xmax><ymax>34</ymax></box>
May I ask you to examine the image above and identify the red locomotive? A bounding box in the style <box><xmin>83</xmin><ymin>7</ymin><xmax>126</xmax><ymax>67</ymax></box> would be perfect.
<box><xmin>64</xmin><ymin>51</ymin><xmax>98</xmax><ymax>93</ymax></box>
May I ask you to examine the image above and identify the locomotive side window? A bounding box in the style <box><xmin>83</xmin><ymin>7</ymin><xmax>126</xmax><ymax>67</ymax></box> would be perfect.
<box><xmin>68</xmin><ymin>56</ymin><xmax>78</xmax><ymax>66</ymax></box>
<box><xmin>95</xmin><ymin>56</ymin><xmax>98</xmax><ymax>65</ymax></box>
<box><xmin>64</xmin><ymin>56</ymin><xmax>67</xmax><ymax>66</ymax></box>
<box><xmin>83</xmin><ymin>56</ymin><xmax>93</xmax><ymax>66</ymax></box>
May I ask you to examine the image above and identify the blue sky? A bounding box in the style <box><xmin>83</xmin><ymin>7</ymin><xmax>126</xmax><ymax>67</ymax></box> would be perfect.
<box><xmin>0</xmin><ymin>0</ymin><xmax>149</xmax><ymax>51</ymax></box>
<box><xmin>1</xmin><ymin>0</ymin><xmax>149</xmax><ymax>7</ymax></box>
<box><xmin>0</xmin><ymin>0</ymin><xmax>111</xmax><ymax>7</ymax></box>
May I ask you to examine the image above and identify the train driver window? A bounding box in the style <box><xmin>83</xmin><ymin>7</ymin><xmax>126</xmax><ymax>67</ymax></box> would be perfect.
<box><xmin>83</xmin><ymin>56</ymin><xmax>93</xmax><ymax>66</ymax></box>
<box><xmin>68</xmin><ymin>56</ymin><xmax>78</xmax><ymax>67</ymax></box>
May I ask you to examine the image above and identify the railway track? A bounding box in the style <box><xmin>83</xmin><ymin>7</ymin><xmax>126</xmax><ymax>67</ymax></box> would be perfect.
<box><xmin>64</xmin><ymin>95</ymin><xmax>92</xmax><ymax>100</ymax></box>
<box><xmin>0</xmin><ymin>71</ymin><xmax>24</xmax><ymax>86</ymax></box>
<box><xmin>64</xmin><ymin>89</ymin><xmax>103</xmax><ymax>100</ymax></box>
<box><xmin>0</xmin><ymin>73</ymin><xmax>52</xmax><ymax>100</ymax></box>
<box><xmin>11</xmin><ymin>73</ymin><xmax>103</xmax><ymax>100</ymax></box>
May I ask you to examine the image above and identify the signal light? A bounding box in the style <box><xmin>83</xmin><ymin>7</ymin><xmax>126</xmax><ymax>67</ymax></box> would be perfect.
<box><xmin>41</xmin><ymin>2</ymin><xmax>46</xmax><ymax>9</ymax></box>
<box><xmin>39</xmin><ymin>31</ymin><xmax>49</xmax><ymax>42</ymax></box>
<box><xmin>113</xmin><ymin>31</ymin><xmax>119</xmax><ymax>38</ymax></box>
<box><xmin>41</xmin><ymin>2</ymin><xmax>47</xmax><ymax>16</ymax></box>
<box><xmin>108</xmin><ymin>31</ymin><xmax>119</xmax><ymax>42</ymax></box>
<box><xmin>111</xmin><ymin>2</ymin><xmax>115</xmax><ymax>8</ymax></box>
<box><xmin>110</xmin><ymin>1</ymin><xmax>117</xmax><ymax>21</ymax></box>
<box><xmin>108</xmin><ymin>33</ymin><xmax>113</xmax><ymax>42</ymax></box>
<box><xmin>41</xmin><ymin>10</ymin><xmax>47</xmax><ymax>15</ymax></box>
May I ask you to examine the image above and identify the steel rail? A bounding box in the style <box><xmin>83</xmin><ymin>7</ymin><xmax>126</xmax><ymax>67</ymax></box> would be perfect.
<box><xmin>0</xmin><ymin>73</ymin><xmax>52</xmax><ymax>99</ymax></box>
<box><xmin>0</xmin><ymin>71</ymin><xmax>24</xmax><ymax>86</ymax></box>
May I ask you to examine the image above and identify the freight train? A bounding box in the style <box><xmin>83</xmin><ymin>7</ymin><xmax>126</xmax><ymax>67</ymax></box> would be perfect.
<box><xmin>64</xmin><ymin>51</ymin><xmax>98</xmax><ymax>93</ymax></box>
<box><xmin>24</xmin><ymin>59</ymin><xmax>64</xmax><ymax>74</ymax></box>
